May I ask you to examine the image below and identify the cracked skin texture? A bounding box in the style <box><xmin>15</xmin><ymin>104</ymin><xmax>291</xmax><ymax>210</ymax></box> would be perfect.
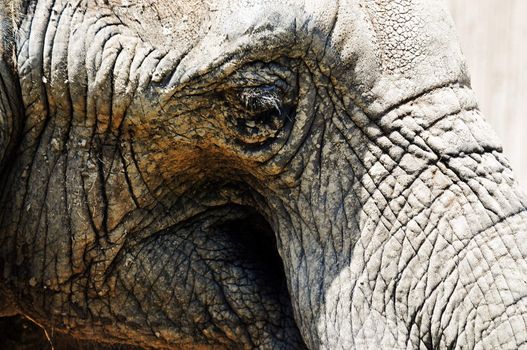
<box><xmin>0</xmin><ymin>0</ymin><xmax>527</xmax><ymax>349</ymax></box>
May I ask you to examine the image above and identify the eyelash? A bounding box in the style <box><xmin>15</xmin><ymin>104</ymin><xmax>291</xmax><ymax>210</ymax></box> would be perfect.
<box><xmin>238</xmin><ymin>86</ymin><xmax>283</xmax><ymax>114</ymax></box>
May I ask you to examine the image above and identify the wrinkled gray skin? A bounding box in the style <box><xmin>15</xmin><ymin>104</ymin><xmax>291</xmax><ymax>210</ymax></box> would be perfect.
<box><xmin>1</xmin><ymin>0</ymin><xmax>527</xmax><ymax>349</ymax></box>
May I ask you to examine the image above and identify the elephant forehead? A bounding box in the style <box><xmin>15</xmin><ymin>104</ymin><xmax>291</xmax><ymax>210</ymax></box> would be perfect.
<box><xmin>101</xmin><ymin>0</ymin><xmax>336</xmax><ymax>66</ymax></box>
<box><xmin>99</xmin><ymin>0</ymin><xmax>467</xmax><ymax>113</ymax></box>
<box><xmin>105</xmin><ymin>0</ymin><xmax>211</xmax><ymax>50</ymax></box>
<box><xmin>104</xmin><ymin>0</ymin><xmax>309</xmax><ymax>48</ymax></box>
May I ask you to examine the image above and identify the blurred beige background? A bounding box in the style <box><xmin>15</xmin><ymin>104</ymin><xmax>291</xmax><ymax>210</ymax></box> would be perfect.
<box><xmin>447</xmin><ymin>0</ymin><xmax>527</xmax><ymax>195</ymax></box>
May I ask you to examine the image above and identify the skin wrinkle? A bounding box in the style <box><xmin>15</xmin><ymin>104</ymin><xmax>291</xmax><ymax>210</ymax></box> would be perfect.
<box><xmin>0</xmin><ymin>54</ymin><xmax>19</xmax><ymax>175</ymax></box>
<box><xmin>10</xmin><ymin>0</ymin><xmax>49</xmax><ymax>282</ymax></box>
<box><xmin>314</xmin><ymin>78</ymin><xmax>527</xmax><ymax>348</ymax></box>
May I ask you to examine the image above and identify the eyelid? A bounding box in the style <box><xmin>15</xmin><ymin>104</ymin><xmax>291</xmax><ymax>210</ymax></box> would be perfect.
<box><xmin>238</xmin><ymin>86</ymin><xmax>283</xmax><ymax>113</ymax></box>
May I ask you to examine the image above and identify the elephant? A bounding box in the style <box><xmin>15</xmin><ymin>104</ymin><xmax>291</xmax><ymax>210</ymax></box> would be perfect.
<box><xmin>0</xmin><ymin>0</ymin><xmax>527</xmax><ymax>349</ymax></box>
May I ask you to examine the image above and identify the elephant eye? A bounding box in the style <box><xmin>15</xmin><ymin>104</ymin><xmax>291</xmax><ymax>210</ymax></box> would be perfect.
<box><xmin>220</xmin><ymin>84</ymin><xmax>295</xmax><ymax>146</ymax></box>
<box><xmin>238</xmin><ymin>86</ymin><xmax>283</xmax><ymax>115</ymax></box>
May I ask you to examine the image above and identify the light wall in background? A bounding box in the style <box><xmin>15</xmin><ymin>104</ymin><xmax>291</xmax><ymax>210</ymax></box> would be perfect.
<box><xmin>447</xmin><ymin>0</ymin><xmax>527</xmax><ymax>195</ymax></box>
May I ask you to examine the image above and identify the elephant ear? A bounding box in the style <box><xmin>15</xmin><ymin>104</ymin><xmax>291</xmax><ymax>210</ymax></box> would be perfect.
<box><xmin>0</xmin><ymin>2</ymin><xmax>22</xmax><ymax>175</ymax></box>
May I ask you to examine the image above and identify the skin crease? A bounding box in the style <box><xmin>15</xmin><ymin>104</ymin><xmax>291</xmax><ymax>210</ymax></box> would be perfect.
<box><xmin>1</xmin><ymin>0</ymin><xmax>527</xmax><ymax>349</ymax></box>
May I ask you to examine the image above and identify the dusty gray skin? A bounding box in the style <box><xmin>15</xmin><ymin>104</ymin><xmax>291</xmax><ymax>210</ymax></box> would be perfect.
<box><xmin>1</xmin><ymin>0</ymin><xmax>527</xmax><ymax>349</ymax></box>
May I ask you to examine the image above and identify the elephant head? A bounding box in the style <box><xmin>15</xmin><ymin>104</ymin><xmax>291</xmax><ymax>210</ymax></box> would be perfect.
<box><xmin>1</xmin><ymin>0</ymin><xmax>526</xmax><ymax>349</ymax></box>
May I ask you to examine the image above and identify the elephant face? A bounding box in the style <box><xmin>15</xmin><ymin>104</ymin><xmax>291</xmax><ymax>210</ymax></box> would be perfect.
<box><xmin>1</xmin><ymin>0</ymin><xmax>527</xmax><ymax>349</ymax></box>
